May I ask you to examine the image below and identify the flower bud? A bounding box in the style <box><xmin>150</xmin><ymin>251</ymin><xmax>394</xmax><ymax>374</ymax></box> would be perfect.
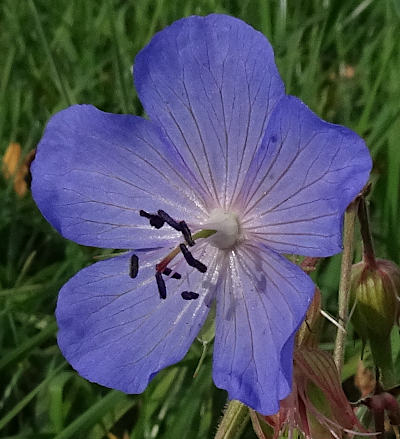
<box><xmin>350</xmin><ymin>258</ymin><xmax>400</xmax><ymax>388</ymax></box>
<box><xmin>350</xmin><ymin>259</ymin><xmax>400</xmax><ymax>340</ymax></box>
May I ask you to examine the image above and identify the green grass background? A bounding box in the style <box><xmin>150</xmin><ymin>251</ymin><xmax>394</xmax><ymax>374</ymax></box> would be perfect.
<box><xmin>1</xmin><ymin>0</ymin><xmax>399</xmax><ymax>438</ymax></box>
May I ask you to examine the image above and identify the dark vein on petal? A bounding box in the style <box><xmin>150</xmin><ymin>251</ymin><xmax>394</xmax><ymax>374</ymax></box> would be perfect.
<box><xmin>232</xmin><ymin>77</ymin><xmax>274</xmax><ymax>210</ymax></box>
<box><xmin>243</xmin><ymin>130</ymin><xmax>320</xmax><ymax>216</ymax></box>
<box><xmin>164</xmin><ymin>106</ymin><xmax>215</xmax><ymax>201</ymax></box>
<box><xmin>245</xmin><ymin>211</ymin><xmax>338</xmax><ymax>228</ymax></box>
<box><xmin>181</xmin><ymin>64</ymin><xmax>220</xmax><ymax>205</ymax></box>
<box><xmin>145</xmin><ymin>70</ymin><xmax>215</xmax><ymax>202</ymax></box>
<box><xmin>250</xmin><ymin>236</ymin><xmax>321</xmax><ymax>250</ymax></box>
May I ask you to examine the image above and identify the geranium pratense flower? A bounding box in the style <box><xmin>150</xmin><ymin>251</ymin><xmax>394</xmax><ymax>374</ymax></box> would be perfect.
<box><xmin>31</xmin><ymin>14</ymin><xmax>371</xmax><ymax>415</ymax></box>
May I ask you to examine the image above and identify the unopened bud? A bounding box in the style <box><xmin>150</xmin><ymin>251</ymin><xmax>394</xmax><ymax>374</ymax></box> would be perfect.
<box><xmin>350</xmin><ymin>259</ymin><xmax>400</xmax><ymax>339</ymax></box>
<box><xmin>350</xmin><ymin>258</ymin><xmax>400</xmax><ymax>388</ymax></box>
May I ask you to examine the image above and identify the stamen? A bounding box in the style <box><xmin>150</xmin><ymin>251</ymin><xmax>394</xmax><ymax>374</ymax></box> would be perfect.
<box><xmin>139</xmin><ymin>209</ymin><xmax>164</xmax><ymax>229</ymax></box>
<box><xmin>143</xmin><ymin>207</ymin><xmax>213</xmax><ymax>250</ymax></box>
<box><xmin>129</xmin><ymin>254</ymin><xmax>139</xmax><ymax>278</ymax></box>
<box><xmin>153</xmin><ymin>229</ymin><xmax>215</xmax><ymax>300</ymax></box>
<box><xmin>139</xmin><ymin>209</ymin><xmax>152</xmax><ymax>219</ymax></box>
<box><xmin>179</xmin><ymin>244</ymin><xmax>207</xmax><ymax>273</ymax></box>
<box><xmin>157</xmin><ymin>210</ymin><xmax>181</xmax><ymax>231</ymax></box>
<box><xmin>157</xmin><ymin>211</ymin><xmax>195</xmax><ymax>246</ymax></box>
<box><xmin>155</xmin><ymin>271</ymin><xmax>167</xmax><ymax>299</ymax></box>
<box><xmin>162</xmin><ymin>267</ymin><xmax>182</xmax><ymax>279</ymax></box>
<box><xmin>181</xmin><ymin>291</ymin><xmax>199</xmax><ymax>300</ymax></box>
<box><xmin>155</xmin><ymin>230</ymin><xmax>215</xmax><ymax>275</ymax></box>
<box><xmin>179</xmin><ymin>220</ymin><xmax>195</xmax><ymax>246</ymax></box>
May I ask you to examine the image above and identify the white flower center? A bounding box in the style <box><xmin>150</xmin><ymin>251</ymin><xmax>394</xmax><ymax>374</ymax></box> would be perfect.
<box><xmin>203</xmin><ymin>208</ymin><xmax>240</xmax><ymax>250</ymax></box>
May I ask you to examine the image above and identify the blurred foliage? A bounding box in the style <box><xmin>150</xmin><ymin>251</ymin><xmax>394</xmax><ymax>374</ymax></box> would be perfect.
<box><xmin>1</xmin><ymin>0</ymin><xmax>399</xmax><ymax>437</ymax></box>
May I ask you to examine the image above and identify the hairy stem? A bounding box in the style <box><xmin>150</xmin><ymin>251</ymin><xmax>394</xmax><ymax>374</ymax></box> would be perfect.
<box><xmin>215</xmin><ymin>400</ymin><xmax>249</xmax><ymax>439</ymax></box>
<box><xmin>333</xmin><ymin>199</ymin><xmax>359</xmax><ymax>375</ymax></box>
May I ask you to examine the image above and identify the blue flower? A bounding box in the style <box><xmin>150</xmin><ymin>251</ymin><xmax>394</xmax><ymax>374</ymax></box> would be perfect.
<box><xmin>31</xmin><ymin>14</ymin><xmax>371</xmax><ymax>414</ymax></box>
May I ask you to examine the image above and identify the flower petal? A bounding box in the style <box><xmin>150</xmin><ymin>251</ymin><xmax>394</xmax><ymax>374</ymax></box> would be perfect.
<box><xmin>31</xmin><ymin>104</ymin><xmax>209</xmax><ymax>249</ymax></box>
<box><xmin>212</xmin><ymin>244</ymin><xmax>314</xmax><ymax>414</ymax></box>
<box><xmin>134</xmin><ymin>14</ymin><xmax>285</xmax><ymax>210</ymax></box>
<box><xmin>56</xmin><ymin>247</ymin><xmax>218</xmax><ymax>393</ymax></box>
<box><xmin>239</xmin><ymin>96</ymin><xmax>372</xmax><ymax>256</ymax></box>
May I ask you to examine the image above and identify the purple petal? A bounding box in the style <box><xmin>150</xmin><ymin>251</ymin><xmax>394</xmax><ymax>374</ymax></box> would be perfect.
<box><xmin>56</xmin><ymin>247</ymin><xmax>218</xmax><ymax>393</ymax></box>
<box><xmin>238</xmin><ymin>96</ymin><xmax>372</xmax><ymax>256</ymax></box>
<box><xmin>134</xmin><ymin>14</ymin><xmax>285</xmax><ymax>210</ymax></box>
<box><xmin>212</xmin><ymin>244</ymin><xmax>314</xmax><ymax>414</ymax></box>
<box><xmin>31</xmin><ymin>105</ymin><xmax>209</xmax><ymax>249</ymax></box>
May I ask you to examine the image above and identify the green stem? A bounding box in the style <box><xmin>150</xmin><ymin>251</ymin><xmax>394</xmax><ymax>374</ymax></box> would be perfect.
<box><xmin>214</xmin><ymin>400</ymin><xmax>249</xmax><ymax>439</ymax></box>
<box><xmin>370</xmin><ymin>336</ymin><xmax>396</xmax><ymax>389</ymax></box>
<box><xmin>358</xmin><ymin>196</ymin><xmax>377</xmax><ymax>269</ymax></box>
<box><xmin>333</xmin><ymin>199</ymin><xmax>359</xmax><ymax>375</ymax></box>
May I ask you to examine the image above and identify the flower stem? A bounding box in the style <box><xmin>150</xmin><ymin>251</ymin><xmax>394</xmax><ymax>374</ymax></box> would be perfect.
<box><xmin>373</xmin><ymin>406</ymin><xmax>385</xmax><ymax>439</ymax></box>
<box><xmin>333</xmin><ymin>199</ymin><xmax>359</xmax><ymax>375</ymax></box>
<box><xmin>369</xmin><ymin>336</ymin><xmax>396</xmax><ymax>389</ymax></box>
<box><xmin>214</xmin><ymin>400</ymin><xmax>249</xmax><ymax>439</ymax></box>
<box><xmin>358</xmin><ymin>196</ymin><xmax>377</xmax><ymax>269</ymax></box>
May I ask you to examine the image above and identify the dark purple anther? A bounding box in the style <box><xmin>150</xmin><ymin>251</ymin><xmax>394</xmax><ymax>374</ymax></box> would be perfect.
<box><xmin>149</xmin><ymin>216</ymin><xmax>164</xmax><ymax>229</ymax></box>
<box><xmin>162</xmin><ymin>267</ymin><xmax>182</xmax><ymax>279</ymax></box>
<box><xmin>129</xmin><ymin>254</ymin><xmax>139</xmax><ymax>279</ymax></box>
<box><xmin>155</xmin><ymin>271</ymin><xmax>167</xmax><ymax>299</ymax></box>
<box><xmin>149</xmin><ymin>209</ymin><xmax>195</xmax><ymax>247</ymax></box>
<box><xmin>181</xmin><ymin>291</ymin><xmax>199</xmax><ymax>300</ymax></box>
<box><xmin>139</xmin><ymin>210</ymin><xmax>164</xmax><ymax>229</ymax></box>
<box><xmin>179</xmin><ymin>244</ymin><xmax>207</xmax><ymax>273</ymax></box>
<box><xmin>157</xmin><ymin>210</ymin><xmax>181</xmax><ymax>231</ymax></box>
<box><xmin>179</xmin><ymin>220</ymin><xmax>195</xmax><ymax>246</ymax></box>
